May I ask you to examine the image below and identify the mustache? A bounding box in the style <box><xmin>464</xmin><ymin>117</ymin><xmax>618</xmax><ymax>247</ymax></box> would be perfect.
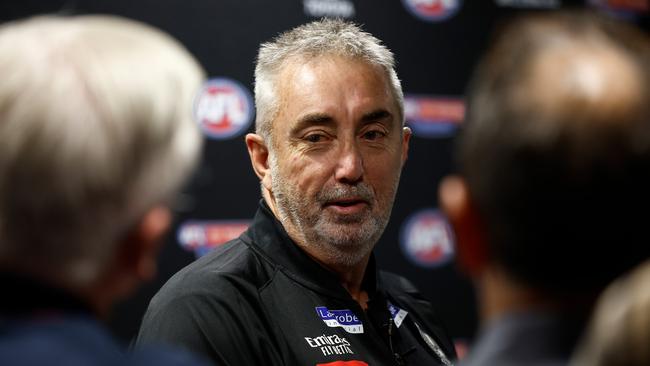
<box><xmin>317</xmin><ymin>183</ymin><xmax>374</xmax><ymax>204</ymax></box>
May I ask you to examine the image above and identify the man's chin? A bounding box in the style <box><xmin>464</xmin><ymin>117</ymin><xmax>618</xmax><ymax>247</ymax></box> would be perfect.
<box><xmin>314</xmin><ymin>225</ymin><xmax>378</xmax><ymax>247</ymax></box>
<box><xmin>320</xmin><ymin>210</ymin><xmax>372</xmax><ymax>225</ymax></box>
<box><xmin>321</xmin><ymin>250</ymin><xmax>371</xmax><ymax>268</ymax></box>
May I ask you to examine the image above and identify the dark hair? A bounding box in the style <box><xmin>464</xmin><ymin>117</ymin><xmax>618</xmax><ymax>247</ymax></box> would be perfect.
<box><xmin>460</xmin><ymin>11</ymin><xmax>650</xmax><ymax>294</ymax></box>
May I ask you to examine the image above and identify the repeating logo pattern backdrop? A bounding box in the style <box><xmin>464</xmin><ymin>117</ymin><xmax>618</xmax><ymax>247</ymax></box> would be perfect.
<box><xmin>2</xmin><ymin>0</ymin><xmax>647</xmax><ymax>344</ymax></box>
<box><xmin>194</xmin><ymin>78</ymin><xmax>254</xmax><ymax>140</ymax></box>
<box><xmin>400</xmin><ymin>208</ymin><xmax>456</xmax><ymax>268</ymax></box>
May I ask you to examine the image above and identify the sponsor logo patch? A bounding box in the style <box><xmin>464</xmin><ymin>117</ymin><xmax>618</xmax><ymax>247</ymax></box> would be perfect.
<box><xmin>317</xmin><ymin>361</ymin><xmax>369</xmax><ymax>366</ymax></box>
<box><xmin>305</xmin><ymin>334</ymin><xmax>355</xmax><ymax>356</ymax></box>
<box><xmin>402</xmin><ymin>0</ymin><xmax>462</xmax><ymax>22</ymax></box>
<box><xmin>315</xmin><ymin>307</ymin><xmax>364</xmax><ymax>334</ymax></box>
<box><xmin>404</xmin><ymin>95</ymin><xmax>464</xmax><ymax>138</ymax></box>
<box><xmin>387</xmin><ymin>302</ymin><xmax>409</xmax><ymax>328</ymax></box>
<box><xmin>177</xmin><ymin>220</ymin><xmax>249</xmax><ymax>257</ymax></box>
<box><xmin>194</xmin><ymin>78</ymin><xmax>253</xmax><ymax>140</ymax></box>
<box><xmin>400</xmin><ymin>209</ymin><xmax>455</xmax><ymax>268</ymax></box>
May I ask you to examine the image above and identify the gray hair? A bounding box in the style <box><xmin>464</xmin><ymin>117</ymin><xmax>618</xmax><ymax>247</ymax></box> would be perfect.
<box><xmin>254</xmin><ymin>18</ymin><xmax>404</xmax><ymax>143</ymax></box>
<box><xmin>0</xmin><ymin>15</ymin><xmax>205</xmax><ymax>287</ymax></box>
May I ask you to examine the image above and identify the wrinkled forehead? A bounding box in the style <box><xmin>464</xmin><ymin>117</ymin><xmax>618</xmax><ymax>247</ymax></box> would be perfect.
<box><xmin>277</xmin><ymin>54</ymin><xmax>391</xmax><ymax>87</ymax></box>
<box><xmin>273</xmin><ymin>54</ymin><xmax>401</xmax><ymax>119</ymax></box>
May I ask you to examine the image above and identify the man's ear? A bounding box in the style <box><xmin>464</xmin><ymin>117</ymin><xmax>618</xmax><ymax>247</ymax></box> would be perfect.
<box><xmin>91</xmin><ymin>205</ymin><xmax>172</xmax><ymax>310</ymax></box>
<box><xmin>122</xmin><ymin>205</ymin><xmax>172</xmax><ymax>282</ymax></box>
<box><xmin>439</xmin><ymin>175</ymin><xmax>489</xmax><ymax>278</ymax></box>
<box><xmin>401</xmin><ymin>126</ymin><xmax>412</xmax><ymax>166</ymax></box>
<box><xmin>245</xmin><ymin>133</ymin><xmax>272</xmax><ymax>190</ymax></box>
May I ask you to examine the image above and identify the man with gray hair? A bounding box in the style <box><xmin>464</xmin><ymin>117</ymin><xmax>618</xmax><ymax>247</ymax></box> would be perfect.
<box><xmin>137</xmin><ymin>19</ymin><xmax>456</xmax><ymax>366</ymax></box>
<box><xmin>0</xmin><ymin>15</ymin><xmax>208</xmax><ymax>365</ymax></box>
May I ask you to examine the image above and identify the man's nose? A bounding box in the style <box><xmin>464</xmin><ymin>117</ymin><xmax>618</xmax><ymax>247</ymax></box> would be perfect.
<box><xmin>334</xmin><ymin>142</ymin><xmax>364</xmax><ymax>184</ymax></box>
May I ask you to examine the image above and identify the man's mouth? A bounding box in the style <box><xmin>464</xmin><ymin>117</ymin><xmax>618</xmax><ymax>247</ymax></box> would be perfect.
<box><xmin>324</xmin><ymin>198</ymin><xmax>370</xmax><ymax>214</ymax></box>
<box><xmin>325</xmin><ymin>197</ymin><xmax>367</xmax><ymax>206</ymax></box>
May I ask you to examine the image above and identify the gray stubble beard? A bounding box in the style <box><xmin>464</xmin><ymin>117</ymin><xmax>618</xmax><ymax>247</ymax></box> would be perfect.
<box><xmin>269</xmin><ymin>153</ymin><xmax>400</xmax><ymax>268</ymax></box>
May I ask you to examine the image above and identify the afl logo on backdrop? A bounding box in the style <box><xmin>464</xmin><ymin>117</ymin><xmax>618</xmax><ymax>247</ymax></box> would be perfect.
<box><xmin>588</xmin><ymin>0</ymin><xmax>648</xmax><ymax>17</ymax></box>
<box><xmin>402</xmin><ymin>0</ymin><xmax>462</xmax><ymax>22</ymax></box>
<box><xmin>404</xmin><ymin>95</ymin><xmax>464</xmax><ymax>138</ymax></box>
<box><xmin>400</xmin><ymin>209</ymin><xmax>455</xmax><ymax>268</ymax></box>
<box><xmin>177</xmin><ymin>220</ymin><xmax>250</xmax><ymax>258</ymax></box>
<box><xmin>194</xmin><ymin>78</ymin><xmax>254</xmax><ymax>140</ymax></box>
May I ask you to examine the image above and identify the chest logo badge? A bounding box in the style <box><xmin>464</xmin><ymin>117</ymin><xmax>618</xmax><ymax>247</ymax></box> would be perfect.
<box><xmin>387</xmin><ymin>302</ymin><xmax>409</xmax><ymax>328</ymax></box>
<box><xmin>315</xmin><ymin>306</ymin><xmax>364</xmax><ymax>334</ymax></box>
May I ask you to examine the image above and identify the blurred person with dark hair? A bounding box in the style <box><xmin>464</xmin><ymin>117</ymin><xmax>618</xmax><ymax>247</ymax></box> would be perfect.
<box><xmin>438</xmin><ymin>11</ymin><xmax>650</xmax><ymax>366</ymax></box>
<box><xmin>571</xmin><ymin>260</ymin><xmax>650</xmax><ymax>366</ymax></box>
<box><xmin>0</xmin><ymin>15</ymin><xmax>209</xmax><ymax>366</ymax></box>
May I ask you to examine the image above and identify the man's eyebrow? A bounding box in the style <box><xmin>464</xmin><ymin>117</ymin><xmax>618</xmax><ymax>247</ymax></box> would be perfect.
<box><xmin>290</xmin><ymin>113</ymin><xmax>335</xmax><ymax>134</ymax></box>
<box><xmin>361</xmin><ymin>109</ymin><xmax>393</xmax><ymax>125</ymax></box>
<box><xmin>289</xmin><ymin>110</ymin><xmax>394</xmax><ymax>135</ymax></box>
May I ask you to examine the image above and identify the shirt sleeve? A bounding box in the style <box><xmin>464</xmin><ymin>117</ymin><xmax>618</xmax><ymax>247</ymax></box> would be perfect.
<box><xmin>135</xmin><ymin>278</ymin><xmax>284</xmax><ymax>366</ymax></box>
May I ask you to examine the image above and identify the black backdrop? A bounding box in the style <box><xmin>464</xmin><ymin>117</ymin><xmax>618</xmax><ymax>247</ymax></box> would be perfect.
<box><xmin>2</xmin><ymin>0</ymin><xmax>648</xmax><ymax>349</ymax></box>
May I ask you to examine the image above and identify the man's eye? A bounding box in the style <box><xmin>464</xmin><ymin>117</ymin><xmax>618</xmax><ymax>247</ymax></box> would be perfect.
<box><xmin>305</xmin><ymin>134</ymin><xmax>324</xmax><ymax>143</ymax></box>
<box><xmin>363</xmin><ymin>130</ymin><xmax>385</xmax><ymax>141</ymax></box>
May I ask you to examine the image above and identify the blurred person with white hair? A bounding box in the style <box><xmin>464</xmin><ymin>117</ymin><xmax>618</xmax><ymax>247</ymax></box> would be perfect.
<box><xmin>571</xmin><ymin>260</ymin><xmax>650</xmax><ymax>366</ymax></box>
<box><xmin>0</xmin><ymin>15</ymin><xmax>209</xmax><ymax>366</ymax></box>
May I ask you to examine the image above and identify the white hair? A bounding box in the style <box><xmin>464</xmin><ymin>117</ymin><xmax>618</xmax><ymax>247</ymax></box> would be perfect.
<box><xmin>0</xmin><ymin>15</ymin><xmax>205</xmax><ymax>287</ymax></box>
<box><xmin>254</xmin><ymin>18</ymin><xmax>404</xmax><ymax>144</ymax></box>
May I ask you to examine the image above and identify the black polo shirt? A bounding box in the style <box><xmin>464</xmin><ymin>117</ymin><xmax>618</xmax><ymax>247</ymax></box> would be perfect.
<box><xmin>136</xmin><ymin>201</ymin><xmax>456</xmax><ymax>366</ymax></box>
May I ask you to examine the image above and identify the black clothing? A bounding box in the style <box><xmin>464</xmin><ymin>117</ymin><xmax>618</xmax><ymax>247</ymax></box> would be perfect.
<box><xmin>0</xmin><ymin>271</ymin><xmax>93</xmax><ymax>317</ymax></box>
<box><xmin>459</xmin><ymin>311</ymin><xmax>585</xmax><ymax>366</ymax></box>
<box><xmin>0</xmin><ymin>272</ymin><xmax>209</xmax><ymax>366</ymax></box>
<box><xmin>137</xmin><ymin>201</ymin><xmax>456</xmax><ymax>366</ymax></box>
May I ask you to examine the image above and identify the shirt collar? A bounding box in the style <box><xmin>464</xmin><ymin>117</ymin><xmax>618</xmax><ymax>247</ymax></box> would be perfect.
<box><xmin>244</xmin><ymin>199</ymin><xmax>380</xmax><ymax>301</ymax></box>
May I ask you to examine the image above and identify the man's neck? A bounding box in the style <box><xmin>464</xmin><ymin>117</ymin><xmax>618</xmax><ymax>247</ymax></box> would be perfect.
<box><xmin>479</xmin><ymin>266</ymin><xmax>541</xmax><ymax>323</ymax></box>
<box><xmin>0</xmin><ymin>270</ymin><xmax>96</xmax><ymax>317</ymax></box>
<box><xmin>479</xmin><ymin>265</ymin><xmax>596</xmax><ymax>324</ymax></box>
<box><xmin>303</xmin><ymin>244</ymin><xmax>371</xmax><ymax>310</ymax></box>
<box><xmin>263</xmin><ymin>193</ymin><xmax>372</xmax><ymax>309</ymax></box>
<box><xmin>333</xmin><ymin>255</ymin><xmax>371</xmax><ymax>310</ymax></box>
